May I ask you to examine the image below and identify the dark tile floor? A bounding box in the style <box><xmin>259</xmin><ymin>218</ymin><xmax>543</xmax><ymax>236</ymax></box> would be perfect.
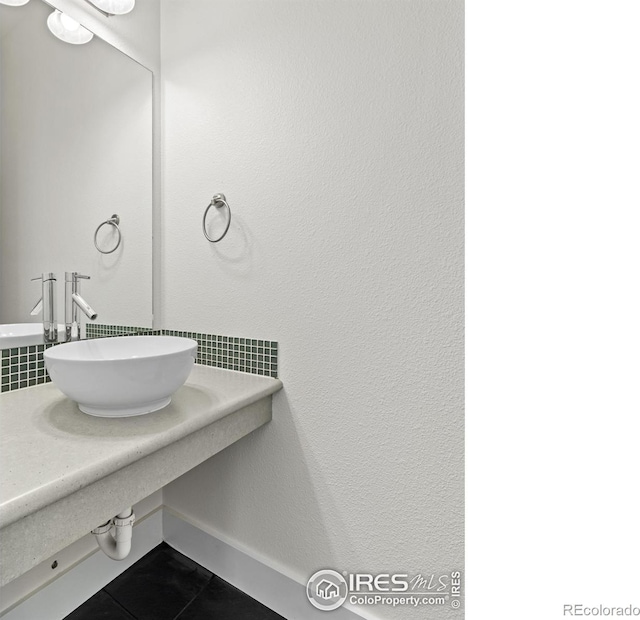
<box><xmin>64</xmin><ymin>543</ymin><xmax>285</xmax><ymax>620</ymax></box>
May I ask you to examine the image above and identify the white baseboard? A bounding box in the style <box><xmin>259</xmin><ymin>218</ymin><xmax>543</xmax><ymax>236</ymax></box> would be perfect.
<box><xmin>162</xmin><ymin>508</ymin><xmax>369</xmax><ymax>620</ymax></box>
<box><xmin>1</xmin><ymin>509</ymin><xmax>163</xmax><ymax>620</ymax></box>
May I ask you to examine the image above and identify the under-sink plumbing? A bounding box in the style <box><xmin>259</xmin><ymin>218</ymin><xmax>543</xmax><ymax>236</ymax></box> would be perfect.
<box><xmin>91</xmin><ymin>508</ymin><xmax>136</xmax><ymax>560</ymax></box>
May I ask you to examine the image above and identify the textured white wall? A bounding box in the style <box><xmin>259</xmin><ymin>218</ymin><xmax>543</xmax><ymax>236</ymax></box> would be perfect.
<box><xmin>160</xmin><ymin>2</ymin><xmax>464</xmax><ymax>618</ymax></box>
<box><xmin>0</xmin><ymin>0</ymin><xmax>155</xmax><ymax>327</ymax></box>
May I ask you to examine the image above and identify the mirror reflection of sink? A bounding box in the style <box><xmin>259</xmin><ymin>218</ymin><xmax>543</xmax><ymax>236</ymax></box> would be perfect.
<box><xmin>0</xmin><ymin>323</ymin><xmax>65</xmax><ymax>348</ymax></box>
<box><xmin>44</xmin><ymin>336</ymin><xmax>198</xmax><ymax>417</ymax></box>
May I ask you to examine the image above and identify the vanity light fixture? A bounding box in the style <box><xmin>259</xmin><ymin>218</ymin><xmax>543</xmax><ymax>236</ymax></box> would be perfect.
<box><xmin>0</xmin><ymin>0</ymin><xmax>30</xmax><ymax>6</ymax></box>
<box><xmin>47</xmin><ymin>9</ymin><xmax>94</xmax><ymax>45</ymax></box>
<box><xmin>84</xmin><ymin>0</ymin><xmax>135</xmax><ymax>16</ymax></box>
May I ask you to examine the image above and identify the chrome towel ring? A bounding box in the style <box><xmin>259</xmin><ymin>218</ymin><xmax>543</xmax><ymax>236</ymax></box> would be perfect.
<box><xmin>202</xmin><ymin>193</ymin><xmax>231</xmax><ymax>243</ymax></box>
<box><xmin>94</xmin><ymin>214</ymin><xmax>122</xmax><ymax>254</ymax></box>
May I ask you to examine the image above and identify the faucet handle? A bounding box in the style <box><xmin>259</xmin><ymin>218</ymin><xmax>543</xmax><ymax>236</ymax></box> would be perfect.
<box><xmin>65</xmin><ymin>272</ymin><xmax>90</xmax><ymax>282</ymax></box>
<box><xmin>32</xmin><ymin>273</ymin><xmax>56</xmax><ymax>282</ymax></box>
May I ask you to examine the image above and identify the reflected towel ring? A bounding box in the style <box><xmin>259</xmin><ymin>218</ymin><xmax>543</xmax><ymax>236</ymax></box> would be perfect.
<box><xmin>94</xmin><ymin>214</ymin><xmax>122</xmax><ymax>254</ymax></box>
<box><xmin>202</xmin><ymin>193</ymin><xmax>231</xmax><ymax>243</ymax></box>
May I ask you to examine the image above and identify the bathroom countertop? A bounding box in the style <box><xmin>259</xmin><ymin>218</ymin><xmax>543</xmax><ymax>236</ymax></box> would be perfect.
<box><xmin>0</xmin><ymin>365</ymin><xmax>282</xmax><ymax>531</ymax></box>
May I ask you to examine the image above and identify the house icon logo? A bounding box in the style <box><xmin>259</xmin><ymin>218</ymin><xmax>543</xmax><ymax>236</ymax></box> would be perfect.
<box><xmin>306</xmin><ymin>569</ymin><xmax>348</xmax><ymax>611</ymax></box>
<box><xmin>316</xmin><ymin>579</ymin><xmax>340</xmax><ymax>599</ymax></box>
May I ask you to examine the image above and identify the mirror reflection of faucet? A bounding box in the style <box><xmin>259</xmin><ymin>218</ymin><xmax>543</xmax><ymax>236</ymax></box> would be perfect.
<box><xmin>31</xmin><ymin>273</ymin><xmax>58</xmax><ymax>344</ymax></box>
<box><xmin>65</xmin><ymin>272</ymin><xmax>98</xmax><ymax>342</ymax></box>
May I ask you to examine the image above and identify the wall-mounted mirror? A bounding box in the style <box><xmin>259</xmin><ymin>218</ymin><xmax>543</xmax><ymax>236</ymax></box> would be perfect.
<box><xmin>0</xmin><ymin>0</ymin><xmax>152</xmax><ymax>331</ymax></box>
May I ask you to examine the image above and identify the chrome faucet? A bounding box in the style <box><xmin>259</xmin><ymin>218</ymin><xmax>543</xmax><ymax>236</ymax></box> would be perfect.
<box><xmin>65</xmin><ymin>272</ymin><xmax>98</xmax><ymax>341</ymax></box>
<box><xmin>31</xmin><ymin>272</ymin><xmax>58</xmax><ymax>344</ymax></box>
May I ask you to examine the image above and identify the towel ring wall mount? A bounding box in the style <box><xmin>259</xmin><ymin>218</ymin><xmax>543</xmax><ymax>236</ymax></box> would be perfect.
<box><xmin>202</xmin><ymin>193</ymin><xmax>231</xmax><ymax>243</ymax></box>
<box><xmin>94</xmin><ymin>214</ymin><xmax>122</xmax><ymax>254</ymax></box>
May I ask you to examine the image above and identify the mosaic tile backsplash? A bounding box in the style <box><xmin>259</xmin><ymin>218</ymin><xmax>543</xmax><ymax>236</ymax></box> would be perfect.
<box><xmin>86</xmin><ymin>324</ymin><xmax>156</xmax><ymax>338</ymax></box>
<box><xmin>1</xmin><ymin>344</ymin><xmax>53</xmax><ymax>392</ymax></box>
<box><xmin>1</xmin><ymin>325</ymin><xmax>278</xmax><ymax>394</ymax></box>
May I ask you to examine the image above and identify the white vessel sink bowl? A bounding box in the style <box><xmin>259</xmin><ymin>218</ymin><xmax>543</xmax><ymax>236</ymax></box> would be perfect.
<box><xmin>44</xmin><ymin>336</ymin><xmax>198</xmax><ymax>417</ymax></box>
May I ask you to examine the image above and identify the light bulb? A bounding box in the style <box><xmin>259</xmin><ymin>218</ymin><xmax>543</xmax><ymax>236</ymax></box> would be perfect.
<box><xmin>60</xmin><ymin>13</ymin><xmax>80</xmax><ymax>32</ymax></box>
<box><xmin>47</xmin><ymin>10</ymin><xmax>93</xmax><ymax>45</ymax></box>
<box><xmin>86</xmin><ymin>0</ymin><xmax>135</xmax><ymax>15</ymax></box>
